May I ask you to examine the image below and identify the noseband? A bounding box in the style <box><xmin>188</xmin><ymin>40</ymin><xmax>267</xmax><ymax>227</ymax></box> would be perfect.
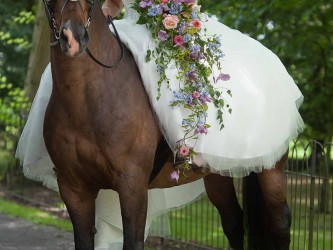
<box><xmin>42</xmin><ymin>0</ymin><xmax>124</xmax><ymax>68</ymax></box>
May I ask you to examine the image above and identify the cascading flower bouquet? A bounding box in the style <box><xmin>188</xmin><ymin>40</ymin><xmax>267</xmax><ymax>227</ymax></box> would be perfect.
<box><xmin>132</xmin><ymin>0</ymin><xmax>231</xmax><ymax>181</ymax></box>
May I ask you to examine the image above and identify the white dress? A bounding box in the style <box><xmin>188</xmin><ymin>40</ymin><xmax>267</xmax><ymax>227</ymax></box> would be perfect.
<box><xmin>16</xmin><ymin>0</ymin><xmax>304</xmax><ymax>249</ymax></box>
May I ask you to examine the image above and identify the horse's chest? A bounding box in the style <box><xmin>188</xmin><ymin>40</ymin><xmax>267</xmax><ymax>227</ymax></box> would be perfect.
<box><xmin>45</xmin><ymin>116</ymin><xmax>109</xmax><ymax>166</ymax></box>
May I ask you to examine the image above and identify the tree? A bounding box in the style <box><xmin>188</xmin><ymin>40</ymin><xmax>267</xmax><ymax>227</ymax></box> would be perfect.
<box><xmin>25</xmin><ymin>0</ymin><xmax>50</xmax><ymax>100</ymax></box>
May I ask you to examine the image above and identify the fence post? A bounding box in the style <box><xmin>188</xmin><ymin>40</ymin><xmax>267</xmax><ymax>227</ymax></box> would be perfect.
<box><xmin>308</xmin><ymin>141</ymin><xmax>316</xmax><ymax>250</ymax></box>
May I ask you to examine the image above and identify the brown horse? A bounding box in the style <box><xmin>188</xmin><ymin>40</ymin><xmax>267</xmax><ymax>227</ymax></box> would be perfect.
<box><xmin>42</xmin><ymin>0</ymin><xmax>291</xmax><ymax>249</ymax></box>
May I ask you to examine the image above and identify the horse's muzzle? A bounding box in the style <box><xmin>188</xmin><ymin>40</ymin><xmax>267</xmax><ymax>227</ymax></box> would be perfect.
<box><xmin>59</xmin><ymin>21</ymin><xmax>89</xmax><ymax>57</ymax></box>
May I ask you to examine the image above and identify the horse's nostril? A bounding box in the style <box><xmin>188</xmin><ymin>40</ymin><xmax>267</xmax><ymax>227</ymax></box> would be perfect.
<box><xmin>60</xmin><ymin>27</ymin><xmax>81</xmax><ymax>56</ymax></box>
<box><xmin>62</xmin><ymin>28</ymin><xmax>73</xmax><ymax>44</ymax></box>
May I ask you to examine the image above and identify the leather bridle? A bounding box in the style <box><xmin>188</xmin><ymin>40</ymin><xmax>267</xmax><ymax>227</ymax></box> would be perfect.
<box><xmin>42</xmin><ymin>0</ymin><xmax>124</xmax><ymax>68</ymax></box>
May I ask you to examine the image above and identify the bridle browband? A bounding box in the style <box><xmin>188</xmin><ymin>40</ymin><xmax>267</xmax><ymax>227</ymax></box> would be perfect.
<box><xmin>42</xmin><ymin>0</ymin><xmax>124</xmax><ymax>68</ymax></box>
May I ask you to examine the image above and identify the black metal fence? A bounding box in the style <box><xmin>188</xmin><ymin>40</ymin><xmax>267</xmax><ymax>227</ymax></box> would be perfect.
<box><xmin>161</xmin><ymin>140</ymin><xmax>333</xmax><ymax>250</ymax></box>
<box><xmin>1</xmin><ymin>136</ymin><xmax>332</xmax><ymax>249</ymax></box>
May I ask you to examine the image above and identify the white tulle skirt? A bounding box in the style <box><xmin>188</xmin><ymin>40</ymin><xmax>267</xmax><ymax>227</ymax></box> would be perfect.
<box><xmin>16</xmin><ymin>8</ymin><xmax>304</xmax><ymax>250</ymax></box>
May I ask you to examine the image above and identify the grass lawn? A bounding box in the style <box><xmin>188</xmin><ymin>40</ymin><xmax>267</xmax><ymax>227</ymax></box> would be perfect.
<box><xmin>0</xmin><ymin>197</ymin><xmax>72</xmax><ymax>232</ymax></box>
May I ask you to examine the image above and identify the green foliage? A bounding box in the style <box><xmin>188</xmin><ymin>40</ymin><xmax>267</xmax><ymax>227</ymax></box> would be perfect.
<box><xmin>0</xmin><ymin>0</ymin><xmax>35</xmax><ymax>89</ymax></box>
<box><xmin>202</xmin><ymin>0</ymin><xmax>333</xmax><ymax>141</ymax></box>
<box><xmin>0</xmin><ymin>77</ymin><xmax>30</xmax><ymax>183</ymax></box>
<box><xmin>0</xmin><ymin>1</ymin><xmax>33</xmax><ymax>183</ymax></box>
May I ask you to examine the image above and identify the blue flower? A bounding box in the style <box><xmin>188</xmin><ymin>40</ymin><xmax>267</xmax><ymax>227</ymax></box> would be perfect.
<box><xmin>183</xmin><ymin>34</ymin><xmax>191</xmax><ymax>43</ymax></box>
<box><xmin>182</xmin><ymin>119</ymin><xmax>195</xmax><ymax>128</ymax></box>
<box><xmin>147</xmin><ymin>4</ymin><xmax>162</xmax><ymax>16</ymax></box>
<box><xmin>173</xmin><ymin>90</ymin><xmax>184</xmax><ymax>100</ymax></box>
<box><xmin>185</xmin><ymin>94</ymin><xmax>194</xmax><ymax>106</ymax></box>
<box><xmin>170</xmin><ymin>3</ymin><xmax>183</xmax><ymax>15</ymax></box>
<box><xmin>191</xmin><ymin>5</ymin><xmax>200</xmax><ymax>19</ymax></box>
<box><xmin>216</xmin><ymin>35</ymin><xmax>222</xmax><ymax>44</ymax></box>
<box><xmin>190</xmin><ymin>44</ymin><xmax>201</xmax><ymax>52</ymax></box>
<box><xmin>157</xmin><ymin>65</ymin><xmax>165</xmax><ymax>73</ymax></box>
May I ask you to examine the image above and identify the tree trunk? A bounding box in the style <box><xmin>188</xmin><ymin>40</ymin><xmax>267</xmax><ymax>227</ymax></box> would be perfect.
<box><xmin>25</xmin><ymin>0</ymin><xmax>50</xmax><ymax>101</ymax></box>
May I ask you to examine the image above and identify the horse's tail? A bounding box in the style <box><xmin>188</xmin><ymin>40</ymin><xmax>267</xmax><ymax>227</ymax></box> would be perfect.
<box><xmin>243</xmin><ymin>172</ymin><xmax>273</xmax><ymax>249</ymax></box>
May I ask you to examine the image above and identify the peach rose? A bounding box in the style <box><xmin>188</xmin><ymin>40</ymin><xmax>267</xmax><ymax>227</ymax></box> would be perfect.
<box><xmin>162</xmin><ymin>15</ymin><xmax>180</xmax><ymax>29</ymax></box>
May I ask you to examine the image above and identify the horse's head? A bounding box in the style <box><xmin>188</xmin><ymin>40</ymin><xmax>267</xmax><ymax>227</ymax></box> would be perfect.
<box><xmin>43</xmin><ymin>0</ymin><xmax>95</xmax><ymax>56</ymax></box>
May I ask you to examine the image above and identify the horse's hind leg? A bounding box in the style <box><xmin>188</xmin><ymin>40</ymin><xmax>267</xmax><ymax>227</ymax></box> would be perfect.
<box><xmin>257</xmin><ymin>152</ymin><xmax>290</xmax><ymax>249</ymax></box>
<box><xmin>204</xmin><ymin>174</ymin><xmax>244</xmax><ymax>250</ymax></box>
<box><xmin>58</xmin><ymin>178</ymin><xmax>98</xmax><ymax>250</ymax></box>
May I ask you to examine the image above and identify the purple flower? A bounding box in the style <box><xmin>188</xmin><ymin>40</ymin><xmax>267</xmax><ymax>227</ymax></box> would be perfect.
<box><xmin>186</xmin><ymin>94</ymin><xmax>194</xmax><ymax>106</ymax></box>
<box><xmin>169</xmin><ymin>170</ymin><xmax>180</xmax><ymax>182</ymax></box>
<box><xmin>195</xmin><ymin>125</ymin><xmax>208</xmax><ymax>134</ymax></box>
<box><xmin>188</xmin><ymin>70</ymin><xmax>198</xmax><ymax>82</ymax></box>
<box><xmin>200</xmin><ymin>95</ymin><xmax>212</xmax><ymax>104</ymax></box>
<box><xmin>139</xmin><ymin>0</ymin><xmax>153</xmax><ymax>8</ymax></box>
<box><xmin>217</xmin><ymin>73</ymin><xmax>231</xmax><ymax>81</ymax></box>
<box><xmin>191</xmin><ymin>51</ymin><xmax>199</xmax><ymax>60</ymax></box>
<box><xmin>200</xmin><ymin>89</ymin><xmax>212</xmax><ymax>104</ymax></box>
<box><xmin>158</xmin><ymin>30</ymin><xmax>169</xmax><ymax>41</ymax></box>
<box><xmin>198</xmin><ymin>53</ymin><xmax>205</xmax><ymax>60</ymax></box>
<box><xmin>190</xmin><ymin>44</ymin><xmax>201</xmax><ymax>59</ymax></box>
<box><xmin>178</xmin><ymin>22</ymin><xmax>187</xmax><ymax>34</ymax></box>
<box><xmin>160</xmin><ymin>4</ymin><xmax>170</xmax><ymax>12</ymax></box>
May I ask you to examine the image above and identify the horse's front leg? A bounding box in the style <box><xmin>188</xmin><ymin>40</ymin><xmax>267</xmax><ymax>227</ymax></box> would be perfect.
<box><xmin>117</xmin><ymin>169</ymin><xmax>148</xmax><ymax>250</ymax></box>
<box><xmin>257</xmin><ymin>153</ymin><xmax>291</xmax><ymax>250</ymax></box>
<box><xmin>58</xmin><ymin>176</ymin><xmax>98</xmax><ymax>250</ymax></box>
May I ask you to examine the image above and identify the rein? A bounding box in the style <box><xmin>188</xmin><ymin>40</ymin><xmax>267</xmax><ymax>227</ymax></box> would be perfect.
<box><xmin>42</xmin><ymin>0</ymin><xmax>124</xmax><ymax>69</ymax></box>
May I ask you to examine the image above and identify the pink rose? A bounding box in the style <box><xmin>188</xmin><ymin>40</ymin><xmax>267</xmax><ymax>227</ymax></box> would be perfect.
<box><xmin>174</xmin><ymin>35</ymin><xmax>184</xmax><ymax>45</ymax></box>
<box><xmin>162</xmin><ymin>15</ymin><xmax>180</xmax><ymax>29</ymax></box>
<box><xmin>179</xmin><ymin>145</ymin><xmax>190</xmax><ymax>156</ymax></box>
<box><xmin>192</xmin><ymin>20</ymin><xmax>201</xmax><ymax>29</ymax></box>
<box><xmin>192</xmin><ymin>91</ymin><xmax>200</xmax><ymax>99</ymax></box>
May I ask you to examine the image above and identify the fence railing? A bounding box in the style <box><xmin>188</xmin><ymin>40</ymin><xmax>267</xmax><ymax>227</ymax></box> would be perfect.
<box><xmin>1</xmin><ymin>136</ymin><xmax>332</xmax><ymax>249</ymax></box>
<box><xmin>157</xmin><ymin>140</ymin><xmax>333</xmax><ymax>249</ymax></box>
